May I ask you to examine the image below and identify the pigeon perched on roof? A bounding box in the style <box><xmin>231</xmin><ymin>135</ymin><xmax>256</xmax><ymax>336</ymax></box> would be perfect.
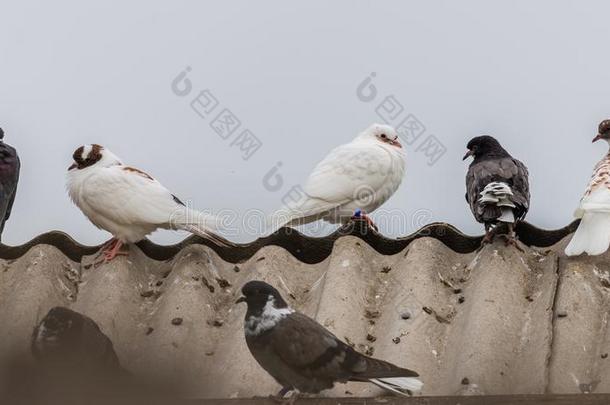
<box><xmin>66</xmin><ymin>144</ymin><xmax>231</xmax><ymax>262</ymax></box>
<box><xmin>270</xmin><ymin>124</ymin><xmax>405</xmax><ymax>232</ymax></box>
<box><xmin>565</xmin><ymin>120</ymin><xmax>610</xmax><ymax>256</ymax></box>
<box><xmin>463</xmin><ymin>136</ymin><xmax>530</xmax><ymax>247</ymax></box>
<box><xmin>0</xmin><ymin>128</ymin><xmax>20</xmax><ymax>241</ymax></box>
<box><xmin>31</xmin><ymin>307</ymin><xmax>125</xmax><ymax>377</ymax></box>
<box><xmin>237</xmin><ymin>281</ymin><xmax>423</xmax><ymax>398</ymax></box>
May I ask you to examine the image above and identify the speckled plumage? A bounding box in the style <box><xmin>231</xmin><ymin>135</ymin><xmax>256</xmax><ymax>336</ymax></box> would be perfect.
<box><xmin>566</xmin><ymin>120</ymin><xmax>610</xmax><ymax>256</ymax></box>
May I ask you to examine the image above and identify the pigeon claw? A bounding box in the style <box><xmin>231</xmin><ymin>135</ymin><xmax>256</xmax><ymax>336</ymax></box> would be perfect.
<box><xmin>94</xmin><ymin>239</ymin><xmax>128</xmax><ymax>267</ymax></box>
<box><xmin>503</xmin><ymin>235</ymin><xmax>525</xmax><ymax>252</ymax></box>
<box><xmin>269</xmin><ymin>391</ymin><xmax>299</xmax><ymax>405</ymax></box>
<box><xmin>351</xmin><ymin>210</ymin><xmax>379</xmax><ymax>232</ymax></box>
<box><xmin>480</xmin><ymin>231</ymin><xmax>495</xmax><ymax>247</ymax></box>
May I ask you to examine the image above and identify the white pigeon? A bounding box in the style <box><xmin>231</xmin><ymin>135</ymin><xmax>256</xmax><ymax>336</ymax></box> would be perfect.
<box><xmin>566</xmin><ymin>120</ymin><xmax>610</xmax><ymax>256</ymax></box>
<box><xmin>67</xmin><ymin>144</ymin><xmax>230</xmax><ymax>262</ymax></box>
<box><xmin>270</xmin><ymin>123</ymin><xmax>405</xmax><ymax>232</ymax></box>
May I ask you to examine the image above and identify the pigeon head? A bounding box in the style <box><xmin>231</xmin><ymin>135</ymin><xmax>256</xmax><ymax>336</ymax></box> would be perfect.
<box><xmin>236</xmin><ymin>280</ymin><xmax>289</xmax><ymax>311</ymax></box>
<box><xmin>31</xmin><ymin>307</ymin><xmax>84</xmax><ymax>359</ymax></box>
<box><xmin>463</xmin><ymin>135</ymin><xmax>509</xmax><ymax>161</ymax></box>
<box><xmin>31</xmin><ymin>306</ymin><xmax>122</xmax><ymax>375</ymax></box>
<box><xmin>69</xmin><ymin>144</ymin><xmax>122</xmax><ymax>171</ymax></box>
<box><xmin>360</xmin><ymin>123</ymin><xmax>402</xmax><ymax>148</ymax></box>
<box><xmin>593</xmin><ymin>120</ymin><xmax>610</xmax><ymax>143</ymax></box>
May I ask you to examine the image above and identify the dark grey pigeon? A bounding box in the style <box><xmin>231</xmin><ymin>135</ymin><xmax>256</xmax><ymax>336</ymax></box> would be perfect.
<box><xmin>237</xmin><ymin>281</ymin><xmax>423</xmax><ymax>398</ymax></box>
<box><xmin>463</xmin><ymin>136</ymin><xmax>530</xmax><ymax>246</ymax></box>
<box><xmin>0</xmin><ymin>128</ymin><xmax>20</xmax><ymax>241</ymax></box>
<box><xmin>31</xmin><ymin>307</ymin><xmax>125</xmax><ymax>379</ymax></box>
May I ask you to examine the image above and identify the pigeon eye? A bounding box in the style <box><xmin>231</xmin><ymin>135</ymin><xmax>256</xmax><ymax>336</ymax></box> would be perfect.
<box><xmin>380</xmin><ymin>134</ymin><xmax>387</xmax><ymax>139</ymax></box>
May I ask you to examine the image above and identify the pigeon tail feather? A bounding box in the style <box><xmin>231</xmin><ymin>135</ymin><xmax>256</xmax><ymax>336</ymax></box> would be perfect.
<box><xmin>369</xmin><ymin>377</ymin><xmax>423</xmax><ymax>396</ymax></box>
<box><xmin>268</xmin><ymin>208</ymin><xmax>297</xmax><ymax>234</ymax></box>
<box><xmin>565</xmin><ymin>211</ymin><xmax>610</xmax><ymax>256</ymax></box>
<box><xmin>171</xmin><ymin>208</ymin><xmax>234</xmax><ymax>247</ymax></box>
<box><xmin>479</xmin><ymin>181</ymin><xmax>516</xmax><ymax>223</ymax></box>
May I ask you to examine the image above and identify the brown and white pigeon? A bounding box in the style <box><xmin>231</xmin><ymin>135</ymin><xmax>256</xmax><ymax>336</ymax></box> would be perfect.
<box><xmin>0</xmin><ymin>128</ymin><xmax>20</xmax><ymax>241</ymax></box>
<box><xmin>237</xmin><ymin>281</ymin><xmax>423</xmax><ymax>398</ymax></box>
<box><xmin>565</xmin><ymin>120</ymin><xmax>610</xmax><ymax>256</ymax></box>
<box><xmin>66</xmin><ymin>144</ymin><xmax>231</xmax><ymax>262</ymax></box>
<box><xmin>463</xmin><ymin>136</ymin><xmax>530</xmax><ymax>246</ymax></box>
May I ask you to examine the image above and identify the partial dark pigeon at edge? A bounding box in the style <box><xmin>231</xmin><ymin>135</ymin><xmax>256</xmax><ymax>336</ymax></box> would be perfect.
<box><xmin>0</xmin><ymin>128</ymin><xmax>20</xmax><ymax>242</ymax></box>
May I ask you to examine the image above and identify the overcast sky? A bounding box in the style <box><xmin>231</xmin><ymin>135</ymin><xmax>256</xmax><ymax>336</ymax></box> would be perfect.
<box><xmin>1</xmin><ymin>1</ymin><xmax>609</xmax><ymax>246</ymax></box>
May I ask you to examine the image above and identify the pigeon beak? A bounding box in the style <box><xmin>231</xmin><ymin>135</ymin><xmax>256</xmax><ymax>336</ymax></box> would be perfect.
<box><xmin>391</xmin><ymin>138</ymin><xmax>402</xmax><ymax>148</ymax></box>
<box><xmin>593</xmin><ymin>134</ymin><xmax>603</xmax><ymax>143</ymax></box>
<box><xmin>463</xmin><ymin>150</ymin><xmax>474</xmax><ymax>160</ymax></box>
<box><xmin>68</xmin><ymin>163</ymin><xmax>77</xmax><ymax>170</ymax></box>
<box><xmin>236</xmin><ymin>296</ymin><xmax>246</xmax><ymax>304</ymax></box>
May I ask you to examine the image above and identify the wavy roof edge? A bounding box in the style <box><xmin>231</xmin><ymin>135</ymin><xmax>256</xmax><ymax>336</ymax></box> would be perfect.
<box><xmin>0</xmin><ymin>220</ymin><xmax>579</xmax><ymax>264</ymax></box>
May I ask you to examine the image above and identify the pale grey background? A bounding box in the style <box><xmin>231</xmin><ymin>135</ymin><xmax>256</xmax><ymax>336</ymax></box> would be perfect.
<box><xmin>1</xmin><ymin>0</ymin><xmax>608</xmax><ymax>245</ymax></box>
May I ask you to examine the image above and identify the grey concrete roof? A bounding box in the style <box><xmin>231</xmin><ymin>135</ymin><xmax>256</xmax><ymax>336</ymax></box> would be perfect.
<box><xmin>1</xmin><ymin>221</ymin><xmax>609</xmax><ymax>399</ymax></box>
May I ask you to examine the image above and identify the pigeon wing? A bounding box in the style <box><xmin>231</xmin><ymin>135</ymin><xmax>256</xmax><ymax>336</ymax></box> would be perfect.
<box><xmin>510</xmin><ymin>158</ymin><xmax>530</xmax><ymax>219</ymax></box>
<box><xmin>0</xmin><ymin>144</ymin><xmax>20</xmax><ymax>236</ymax></box>
<box><xmin>466</xmin><ymin>157</ymin><xmax>530</xmax><ymax>222</ymax></box>
<box><xmin>305</xmin><ymin>143</ymin><xmax>393</xmax><ymax>202</ymax></box>
<box><xmin>269</xmin><ymin>313</ymin><xmax>354</xmax><ymax>381</ymax></box>
<box><xmin>283</xmin><ymin>143</ymin><xmax>393</xmax><ymax>219</ymax></box>
<box><xmin>270</xmin><ymin>313</ymin><xmax>418</xmax><ymax>382</ymax></box>
<box><xmin>80</xmin><ymin>165</ymin><xmax>184</xmax><ymax>226</ymax></box>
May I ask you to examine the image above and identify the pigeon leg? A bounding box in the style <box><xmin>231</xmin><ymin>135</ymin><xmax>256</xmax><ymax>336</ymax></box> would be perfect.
<box><xmin>93</xmin><ymin>238</ymin><xmax>117</xmax><ymax>260</ymax></box>
<box><xmin>277</xmin><ymin>387</ymin><xmax>294</xmax><ymax>397</ymax></box>
<box><xmin>362</xmin><ymin>213</ymin><xmax>379</xmax><ymax>232</ymax></box>
<box><xmin>269</xmin><ymin>389</ymin><xmax>299</xmax><ymax>405</ymax></box>
<box><xmin>351</xmin><ymin>209</ymin><xmax>379</xmax><ymax>231</ymax></box>
<box><xmin>504</xmin><ymin>223</ymin><xmax>524</xmax><ymax>252</ymax></box>
<box><xmin>104</xmin><ymin>240</ymin><xmax>129</xmax><ymax>261</ymax></box>
<box><xmin>94</xmin><ymin>240</ymin><xmax>129</xmax><ymax>266</ymax></box>
<box><xmin>481</xmin><ymin>225</ymin><xmax>496</xmax><ymax>246</ymax></box>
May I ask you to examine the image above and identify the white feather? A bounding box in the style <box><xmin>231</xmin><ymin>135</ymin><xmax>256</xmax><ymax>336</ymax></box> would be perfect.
<box><xmin>67</xmin><ymin>146</ymin><xmax>228</xmax><ymax>245</ymax></box>
<box><xmin>369</xmin><ymin>376</ymin><xmax>423</xmax><ymax>396</ymax></box>
<box><xmin>478</xmin><ymin>181</ymin><xmax>517</xmax><ymax>223</ymax></box>
<box><xmin>270</xmin><ymin>124</ymin><xmax>405</xmax><ymax>231</ymax></box>
<box><xmin>244</xmin><ymin>297</ymin><xmax>294</xmax><ymax>336</ymax></box>
<box><xmin>566</xmin><ymin>188</ymin><xmax>610</xmax><ymax>256</ymax></box>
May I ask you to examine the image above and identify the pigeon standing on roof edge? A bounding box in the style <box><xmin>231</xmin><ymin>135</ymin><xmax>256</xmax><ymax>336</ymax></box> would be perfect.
<box><xmin>0</xmin><ymin>128</ymin><xmax>20</xmax><ymax>242</ymax></box>
<box><xmin>66</xmin><ymin>144</ymin><xmax>233</xmax><ymax>264</ymax></box>
<box><xmin>565</xmin><ymin>120</ymin><xmax>610</xmax><ymax>256</ymax></box>
<box><xmin>237</xmin><ymin>280</ymin><xmax>423</xmax><ymax>398</ymax></box>
<box><xmin>463</xmin><ymin>135</ymin><xmax>530</xmax><ymax>247</ymax></box>
<box><xmin>269</xmin><ymin>123</ymin><xmax>406</xmax><ymax>233</ymax></box>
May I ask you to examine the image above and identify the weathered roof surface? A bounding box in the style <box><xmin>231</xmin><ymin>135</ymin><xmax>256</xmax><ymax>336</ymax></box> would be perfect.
<box><xmin>1</xmin><ymin>220</ymin><xmax>609</xmax><ymax>400</ymax></box>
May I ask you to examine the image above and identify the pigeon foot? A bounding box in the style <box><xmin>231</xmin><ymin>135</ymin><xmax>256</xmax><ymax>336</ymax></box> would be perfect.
<box><xmin>501</xmin><ymin>234</ymin><xmax>524</xmax><ymax>252</ymax></box>
<box><xmin>94</xmin><ymin>240</ymin><xmax>128</xmax><ymax>267</ymax></box>
<box><xmin>351</xmin><ymin>209</ymin><xmax>379</xmax><ymax>232</ymax></box>
<box><xmin>269</xmin><ymin>391</ymin><xmax>299</xmax><ymax>405</ymax></box>
<box><xmin>480</xmin><ymin>230</ymin><xmax>496</xmax><ymax>248</ymax></box>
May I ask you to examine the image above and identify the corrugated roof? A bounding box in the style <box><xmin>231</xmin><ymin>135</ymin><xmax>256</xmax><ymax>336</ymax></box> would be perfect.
<box><xmin>1</xmin><ymin>221</ymin><xmax>609</xmax><ymax>400</ymax></box>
